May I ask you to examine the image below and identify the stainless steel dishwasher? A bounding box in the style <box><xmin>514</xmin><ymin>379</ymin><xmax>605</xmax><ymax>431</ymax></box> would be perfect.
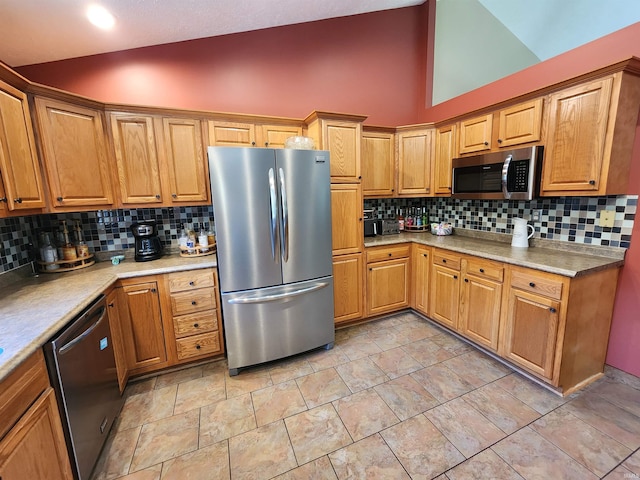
<box><xmin>45</xmin><ymin>294</ymin><xmax>123</xmax><ymax>480</ymax></box>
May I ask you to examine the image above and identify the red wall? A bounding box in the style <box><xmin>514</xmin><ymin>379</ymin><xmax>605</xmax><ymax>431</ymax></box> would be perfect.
<box><xmin>17</xmin><ymin>6</ymin><xmax>428</xmax><ymax>126</ymax></box>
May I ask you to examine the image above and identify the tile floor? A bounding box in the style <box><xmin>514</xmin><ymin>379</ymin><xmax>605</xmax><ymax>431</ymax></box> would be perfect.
<box><xmin>91</xmin><ymin>311</ymin><xmax>640</xmax><ymax>480</ymax></box>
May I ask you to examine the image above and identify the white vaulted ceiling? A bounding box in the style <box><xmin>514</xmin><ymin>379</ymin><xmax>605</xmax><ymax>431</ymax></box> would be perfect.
<box><xmin>0</xmin><ymin>0</ymin><xmax>424</xmax><ymax>67</ymax></box>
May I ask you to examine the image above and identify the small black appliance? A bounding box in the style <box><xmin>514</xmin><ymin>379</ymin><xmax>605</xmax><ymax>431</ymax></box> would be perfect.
<box><xmin>131</xmin><ymin>220</ymin><xmax>163</xmax><ymax>262</ymax></box>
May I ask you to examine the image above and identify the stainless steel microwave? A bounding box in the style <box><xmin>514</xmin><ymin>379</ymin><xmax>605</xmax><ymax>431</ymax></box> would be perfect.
<box><xmin>451</xmin><ymin>146</ymin><xmax>543</xmax><ymax>200</ymax></box>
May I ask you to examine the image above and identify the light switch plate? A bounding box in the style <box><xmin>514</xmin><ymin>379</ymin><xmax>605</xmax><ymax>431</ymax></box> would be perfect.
<box><xmin>599</xmin><ymin>210</ymin><xmax>615</xmax><ymax>228</ymax></box>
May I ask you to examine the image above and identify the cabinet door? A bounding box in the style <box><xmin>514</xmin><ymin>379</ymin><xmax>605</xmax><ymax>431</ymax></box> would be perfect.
<box><xmin>367</xmin><ymin>258</ymin><xmax>409</xmax><ymax>316</ymax></box>
<box><xmin>497</xmin><ymin>98</ymin><xmax>543</xmax><ymax>148</ymax></box>
<box><xmin>106</xmin><ymin>288</ymin><xmax>130</xmax><ymax>393</ymax></box>
<box><xmin>458</xmin><ymin>114</ymin><xmax>493</xmax><ymax>154</ymax></box>
<box><xmin>362</xmin><ymin>131</ymin><xmax>395</xmax><ymax>197</ymax></box>
<box><xmin>163</xmin><ymin>117</ymin><xmax>208</xmax><ymax>203</ymax></box>
<box><xmin>208</xmin><ymin>120</ymin><xmax>256</xmax><ymax>146</ymax></box>
<box><xmin>459</xmin><ymin>274</ymin><xmax>502</xmax><ymax>351</ymax></box>
<box><xmin>429</xmin><ymin>264</ymin><xmax>460</xmax><ymax>329</ymax></box>
<box><xmin>120</xmin><ymin>282</ymin><xmax>167</xmax><ymax>373</ymax></box>
<box><xmin>0</xmin><ymin>388</ymin><xmax>73</xmax><ymax>480</ymax></box>
<box><xmin>411</xmin><ymin>245</ymin><xmax>430</xmax><ymax>315</ymax></box>
<box><xmin>433</xmin><ymin>124</ymin><xmax>455</xmax><ymax>195</ymax></box>
<box><xmin>502</xmin><ymin>288</ymin><xmax>560</xmax><ymax>380</ymax></box>
<box><xmin>541</xmin><ymin>77</ymin><xmax>613</xmax><ymax>194</ymax></box>
<box><xmin>0</xmin><ymin>82</ymin><xmax>46</xmax><ymax>211</ymax></box>
<box><xmin>34</xmin><ymin>97</ymin><xmax>114</xmax><ymax>208</ymax></box>
<box><xmin>397</xmin><ymin>129</ymin><xmax>432</xmax><ymax>196</ymax></box>
<box><xmin>333</xmin><ymin>253</ymin><xmax>364</xmax><ymax>325</ymax></box>
<box><xmin>258</xmin><ymin>124</ymin><xmax>303</xmax><ymax>148</ymax></box>
<box><xmin>110</xmin><ymin>114</ymin><xmax>162</xmax><ymax>204</ymax></box>
<box><xmin>324</xmin><ymin>121</ymin><xmax>361</xmax><ymax>183</ymax></box>
<box><xmin>330</xmin><ymin>183</ymin><xmax>362</xmax><ymax>256</ymax></box>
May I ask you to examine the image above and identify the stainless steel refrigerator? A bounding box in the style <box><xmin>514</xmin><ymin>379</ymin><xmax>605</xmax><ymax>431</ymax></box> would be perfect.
<box><xmin>208</xmin><ymin>147</ymin><xmax>335</xmax><ymax>376</ymax></box>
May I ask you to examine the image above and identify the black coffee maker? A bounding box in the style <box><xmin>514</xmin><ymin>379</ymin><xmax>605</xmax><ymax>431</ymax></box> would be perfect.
<box><xmin>131</xmin><ymin>220</ymin><xmax>163</xmax><ymax>262</ymax></box>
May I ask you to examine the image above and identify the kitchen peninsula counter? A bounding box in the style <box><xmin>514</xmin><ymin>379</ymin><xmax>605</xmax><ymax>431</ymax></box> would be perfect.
<box><xmin>0</xmin><ymin>254</ymin><xmax>217</xmax><ymax>381</ymax></box>
<box><xmin>364</xmin><ymin>231</ymin><xmax>625</xmax><ymax>277</ymax></box>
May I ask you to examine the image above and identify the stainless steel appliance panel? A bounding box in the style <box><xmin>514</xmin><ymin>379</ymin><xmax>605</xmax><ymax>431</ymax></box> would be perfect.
<box><xmin>209</xmin><ymin>147</ymin><xmax>283</xmax><ymax>293</ymax></box>
<box><xmin>222</xmin><ymin>276</ymin><xmax>335</xmax><ymax>373</ymax></box>
<box><xmin>276</xmin><ymin>149</ymin><xmax>332</xmax><ymax>284</ymax></box>
<box><xmin>45</xmin><ymin>295</ymin><xmax>122</xmax><ymax>480</ymax></box>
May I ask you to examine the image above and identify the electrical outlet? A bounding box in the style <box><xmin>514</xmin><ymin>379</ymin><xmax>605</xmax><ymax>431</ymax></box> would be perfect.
<box><xmin>598</xmin><ymin>210</ymin><xmax>616</xmax><ymax>228</ymax></box>
<box><xmin>532</xmin><ymin>209</ymin><xmax>543</xmax><ymax>222</ymax></box>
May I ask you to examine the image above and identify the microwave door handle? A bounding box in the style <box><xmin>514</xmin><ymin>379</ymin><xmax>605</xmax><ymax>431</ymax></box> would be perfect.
<box><xmin>501</xmin><ymin>154</ymin><xmax>513</xmax><ymax>199</ymax></box>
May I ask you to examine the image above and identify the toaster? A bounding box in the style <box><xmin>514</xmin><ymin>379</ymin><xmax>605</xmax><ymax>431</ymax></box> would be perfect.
<box><xmin>380</xmin><ymin>219</ymin><xmax>400</xmax><ymax>235</ymax></box>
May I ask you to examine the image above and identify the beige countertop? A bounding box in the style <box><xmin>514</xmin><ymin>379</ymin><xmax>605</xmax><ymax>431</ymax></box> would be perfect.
<box><xmin>364</xmin><ymin>232</ymin><xmax>625</xmax><ymax>277</ymax></box>
<box><xmin>0</xmin><ymin>253</ymin><xmax>217</xmax><ymax>381</ymax></box>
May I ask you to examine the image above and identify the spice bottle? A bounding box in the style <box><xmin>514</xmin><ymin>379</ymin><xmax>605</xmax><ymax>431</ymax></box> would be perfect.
<box><xmin>75</xmin><ymin>221</ymin><xmax>89</xmax><ymax>257</ymax></box>
<box><xmin>60</xmin><ymin>220</ymin><xmax>77</xmax><ymax>260</ymax></box>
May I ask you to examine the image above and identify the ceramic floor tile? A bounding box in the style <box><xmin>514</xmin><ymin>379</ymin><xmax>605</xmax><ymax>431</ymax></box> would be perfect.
<box><xmin>124</xmin><ymin>377</ymin><xmax>157</xmax><ymax>398</ymax></box>
<box><xmin>603</xmin><ymin>465</ymin><xmax>639</xmax><ymax>479</ymax></box>
<box><xmin>337</xmin><ymin>333</ymin><xmax>383</xmax><ymax>361</ymax></box>
<box><xmin>229</xmin><ymin>420</ymin><xmax>297</xmax><ymax>480</ymax></box>
<box><xmin>370</xmin><ymin>346</ymin><xmax>423</xmax><ymax>379</ymax></box>
<box><xmin>91</xmin><ymin>426</ymin><xmax>141</xmax><ymax>480</ymax></box>
<box><xmin>199</xmin><ymin>393</ymin><xmax>256</xmax><ymax>446</ymax></box>
<box><xmin>201</xmin><ymin>358</ymin><xmax>228</xmax><ymax>376</ymax></box>
<box><xmin>561</xmin><ymin>392</ymin><xmax>640</xmax><ymax>449</ymax></box>
<box><xmin>400</xmin><ymin>318</ymin><xmax>442</xmax><ymax>341</ymax></box>
<box><xmin>116</xmin><ymin>385</ymin><xmax>177</xmax><ymax>431</ymax></box>
<box><xmin>623</xmin><ymin>449</ymin><xmax>640</xmax><ymax>475</ymax></box>
<box><xmin>129</xmin><ymin>409</ymin><xmax>199</xmax><ymax>473</ymax></box>
<box><xmin>284</xmin><ymin>404</ymin><xmax>353</xmax><ymax>465</ymax></box>
<box><xmin>154</xmin><ymin>364</ymin><xmax>203</xmax><ymax>390</ymax></box>
<box><xmin>335</xmin><ymin>357</ymin><xmax>389</xmax><ymax>393</ymax></box>
<box><xmin>445</xmin><ymin>449</ymin><xmax>524</xmax><ymax>480</ymax></box>
<box><xmin>374</xmin><ymin>374</ymin><xmax>440</xmax><ymax>421</ymax></box>
<box><xmin>296</xmin><ymin>368</ymin><xmax>352</xmax><ymax>408</ymax></box>
<box><xmin>410</xmin><ymin>364</ymin><xmax>475</xmax><ymax>403</ymax></box>
<box><xmin>268</xmin><ymin>357</ymin><xmax>314</xmax><ymax>385</ymax></box>
<box><xmin>402</xmin><ymin>338</ymin><xmax>456</xmax><ymax>367</ymax></box>
<box><xmin>590</xmin><ymin>380</ymin><xmax>640</xmax><ymax>417</ymax></box>
<box><xmin>252</xmin><ymin>380</ymin><xmax>308</xmax><ymax>426</ymax></box>
<box><xmin>328</xmin><ymin>434</ymin><xmax>411</xmax><ymax>480</ymax></box>
<box><xmin>494</xmin><ymin>373</ymin><xmax>567</xmax><ymax>414</ymax></box>
<box><xmin>333</xmin><ymin>389</ymin><xmax>399</xmax><ymax>441</ymax></box>
<box><xmin>273</xmin><ymin>456</ymin><xmax>338</xmax><ymax>480</ymax></box>
<box><xmin>225</xmin><ymin>367</ymin><xmax>273</xmax><ymax>398</ymax></box>
<box><xmin>530</xmin><ymin>409</ymin><xmax>631</xmax><ymax>477</ymax></box>
<box><xmin>492</xmin><ymin>427</ymin><xmax>599</xmax><ymax>480</ymax></box>
<box><xmin>173</xmin><ymin>374</ymin><xmax>226</xmax><ymax>414</ymax></box>
<box><xmin>368</xmin><ymin>326</ymin><xmax>412</xmax><ymax>351</ymax></box>
<box><xmin>160</xmin><ymin>442</ymin><xmax>230</xmax><ymax>480</ymax></box>
<box><xmin>429</xmin><ymin>333</ymin><xmax>474</xmax><ymax>355</ymax></box>
<box><xmin>426</xmin><ymin>397</ymin><xmax>506</xmax><ymax>458</ymax></box>
<box><xmin>115</xmin><ymin>464</ymin><xmax>162</xmax><ymax>480</ymax></box>
<box><xmin>381</xmin><ymin>414</ymin><xmax>465</xmax><ymax>479</ymax></box>
<box><xmin>604</xmin><ymin>365</ymin><xmax>640</xmax><ymax>391</ymax></box>
<box><xmin>462</xmin><ymin>383</ymin><xmax>540</xmax><ymax>434</ymax></box>
<box><xmin>442</xmin><ymin>351</ymin><xmax>511</xmax><ymax>388</ymax></box>
<box><xmin>306</xmin><ymin>347</ymin><xmax>351</xmax><ymax>372</ymax></box>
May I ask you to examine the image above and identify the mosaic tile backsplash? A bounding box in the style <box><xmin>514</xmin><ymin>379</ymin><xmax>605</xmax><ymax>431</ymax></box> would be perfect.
<box><xmin>0</xmin><ymin>195</ymin><xmax>637</xmax><ymax>273</ymax></box>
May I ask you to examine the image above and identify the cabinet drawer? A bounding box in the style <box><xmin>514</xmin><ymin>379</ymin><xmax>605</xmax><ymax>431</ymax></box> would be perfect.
<box><xmin>170</xmin><ymin>288</ymin><xmax>216</xmax><ymax>316</ymax></box>
<box><xmin>173</xmin><ymin>311</ymin><xmax>218</xmax><ymax>339</ymax></box>
<box><xmin>511</xmin><ymin>269</ymin><xmax>563</xmax><ymax>300</ymax></box>
<box><xmin>366</xmin><ymin>244</ymin><xmax>411</xmax><ymax>263</ymax></box>
<box><xmin>432</xmin><ymin>250</ymin><xmax>461</xmax><ymax>271</ymax></box>
<box><xmin>167</xmin><ymin>269</ymin><xmax>215</xmax><ymax>293</ymax></box>
<box><xmin>464</xmin><ymin>258</ymin><xmax>504</xmax><ymax>282</ymax></box>
<box><xmin>176</xmin><ymin>332</ymin><xmax>221</xmax><ymax>360</ymax></box>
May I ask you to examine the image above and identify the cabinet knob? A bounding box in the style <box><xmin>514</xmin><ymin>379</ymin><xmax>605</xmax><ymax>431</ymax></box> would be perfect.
<box><xmin>549</xmin><ymin>307</ymin><xmax>557</xmax><ymax>313</ymax></box>
<box><xmin>155</xmin><ymin>194</ymin><xmax>161</xmax><ymax>199</ymax></box>
<box><xmin>108</xmin><ymin>302</ymin><xmax>114</xmax><ymax>308</ymax></box>
<box><xmin>388</xmin><ymin>253</ymin><xmax>392</xmax><ymax>256</ymax></box>
<box><xmin>497</xmin><ymin>139</ymin><xmax>502</xmax><ymax>144</ymax></box>
<box><xmin>189</xmin><ymin>281</ymin><xmax>195</xmax><ymax>286</ymax></box>
<box><xmin>464</xmin><ymin>278</ymin><xmax>468</xmax><ymax>282</ymax></box>
<box><xmin>358</xmin><ymin>176</ymin><xmax>362</xmax><ymax>180</ymax></box>
<box><xmin>479</xmin><ymin>268</ymin><xmax>484</xmax><ymax>273</ymax></box>
<box><xmin>196</xmin><ymin>344</ymin><xmax>201</xmax><ymax>350</ymax></box>
<box><xmin>14</xmin><ymin>197</ymin><xmax>22</xmax><ymax>203</ymax></box>
<box><xmin>422</xmin><ymin>253</ymin><xmax>427</xmax><ymax>257</ymax></box>
<box><xmin>425</xmin><ymin>188</ymin><xmax>430</xmax><ymax>192</ymax></box>
<box><xmin>369</xmin><ymin>268</ymin><xmax>372</xmax><ymax>271</ymax></box>
<box><xmin>391</xmin><ymin>189</ymin><xmax>395</xmax><ymax>192</ymax></box>
<box><xmin>359</xmin><ymin>218</ymin><xmax>363</xmax><ymax>221</ymax></box>
<box><xmin>442</xmin><ymin>259</ymin><xmax>447</xmax><ymax>263</ymax></box>
<box><xmin>265</xmin><ymin>142</ymin><xmax>269</xmax><ymax>147</ymax></box>
<box><xmin>57</xmin><ymin>196</ymin><xmax>63</xmax><ymax>202</ymax></box>
<box><xmin>251</xmin><ymin>141</ymin><xmax>256</xmax><ymax>146</ymax></box>
<box><xmin>191</xmin><ymin>301</ymin><xmax>197</xmax><ymax>305</ymax></box>
<box><xmin>589</xmin><ymin>180</ymin><xmax>596</xmax><ymax>185</ymax></box>
<box><xmin>484</xmin><ymin>141</ymin><xmax>489</xmax><ymax>146</ymax></box>
<box><xmin>172</xmin><ymin>193</ymin><xmax>177</xmax><ymax>198</ymax></box>
<box><xmin>529</xmin><ymin>282</ymin><xmax>535</xmax><ymax>288</ymax></box>
<box><xmin>0</xmin><ymin>197</ymin><xmax>6</xmax><ymax>203</ymax></box>
<box><xmin>151</xmin><ymin>288</ymin><xmax>157</xmax><ymax>293</ymax></box>
<box><xmin>194</xmin><ymin>323</ymin><xmax>199</xmax><ymax>328</ymax></box>
<box><xmin>453</xmin><ymin>275</ymin><xmax>458</xmax><ymax>279</ymax></box>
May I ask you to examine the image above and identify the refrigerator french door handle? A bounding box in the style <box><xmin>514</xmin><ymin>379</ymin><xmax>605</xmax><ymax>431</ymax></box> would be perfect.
<box><xmin>268</xmin><ymin>168</ymin><xmax>278</xmax><ymax>261</ymax></box>
<box><xmin>278</xmin><ymin>167</ymin><xmax>289</xmax><ymax>262</ymax></box>
<box><xmin>227</xmin><ymin>282</ymin><xmax>329</xmax><ymax>304</ymax></box>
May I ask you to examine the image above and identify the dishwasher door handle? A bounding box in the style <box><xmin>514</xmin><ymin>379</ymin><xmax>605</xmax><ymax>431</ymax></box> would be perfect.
<box><xmin>58</xmin><ymin>306</ymin><xmax>107</xmax><ymax>355</ymax></box>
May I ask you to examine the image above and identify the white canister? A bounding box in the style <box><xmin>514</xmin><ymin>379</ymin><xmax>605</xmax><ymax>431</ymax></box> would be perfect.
<box><xmin>198</xmin><ymin>234</ymin><xmax>209</xmax><ymax>253</ymax></box>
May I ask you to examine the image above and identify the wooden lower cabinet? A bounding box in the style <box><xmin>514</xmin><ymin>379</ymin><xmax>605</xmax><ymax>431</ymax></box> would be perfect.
<box><xmin>411</xmin><ymin>244</ymin><xmax>431</xmax><ymax>315</ymax></box>
<box><xmin>0</xmin><ymin>351</ymin><xmax>73</xmax><ymax>480</ymax></box>
<box><xmin>365</xmin><ymin>245</ymin><xmax>410</xmax><ymax>317</ymax></box>
<box><xmin>429</xmin><ymin>263</ymin><xmax>460</xmax><ymax>329</ymax></box>
<box><xmin>332</xmin><ymin>253</ymin><xmax>364</xmax><ymax>325</ymax></box>
<box><xmin>106</xmin><ymin>287</ymin><xmax>130</xmax><ymax>393</ymax></box>
<box><xmin>459</xmin><ymin>274</ymin><xmax>502</xmax><ymax>352</ymax></box>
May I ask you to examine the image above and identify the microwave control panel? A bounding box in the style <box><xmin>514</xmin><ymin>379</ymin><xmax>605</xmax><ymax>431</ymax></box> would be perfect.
<box><xmin>509</xmin><ymin>160</ymin><xmax>530</xmax><ymax>192</ymax></box>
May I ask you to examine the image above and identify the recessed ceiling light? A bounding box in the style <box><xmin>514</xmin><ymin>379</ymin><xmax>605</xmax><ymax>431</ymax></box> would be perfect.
<box><xmin>87</xmin><ymin>4</ymin><xmax>115</xmax><ymax>30</ymax></box>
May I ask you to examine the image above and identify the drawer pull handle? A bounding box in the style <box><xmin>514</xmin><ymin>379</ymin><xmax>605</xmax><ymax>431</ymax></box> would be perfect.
<box><xmin>442</xmin><ymin>259</ymin><xmax>447</xmax><ymax>263</ymax></box>
<box><xmin>388</xmin><ymin>253</ymin><xmax>392</xmax><ymax>256</ymax></box>
<box><xmin>196</xmin><ymin>344</ymin><xmax>201</xmax><ymax>350</ymax></box>
<box><xmin>189</xmin><ymin>281</ymin><xmax>195</xmax><ymax>286</ymax></box>
<box><xmin>479</xmin><ymin>268</ymin><xmax>484</xmax><ymax>273</ymax></box>
<box><xmin>529</xmin><ymin>282</ymin><xmax>535</xmax><ymax>288</ymax></box>
<box><xmin>549</xmin><ymin>307</ymin><xmax>557</xmax><ymax>313</ymax></box>
<box><xmin>194</xmin><ymin>323</ymin><xmax>199</xmax><ymax>328</ymax></box>
<box><xmin>191</xmin><ymin>301</ymin><xmax>197</xmax><ymax>305</ymax></box>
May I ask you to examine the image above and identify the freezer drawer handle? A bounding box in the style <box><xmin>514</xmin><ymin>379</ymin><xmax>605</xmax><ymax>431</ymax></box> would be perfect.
<box><xmin>228</xmin><ymin>282</ymin><xmax>329</xmax><ymax>304</ymax></box>
<box><xmin>58</xmin><ymin>306</ymin><xmax>107</xmax><ymax>355</ymax></box>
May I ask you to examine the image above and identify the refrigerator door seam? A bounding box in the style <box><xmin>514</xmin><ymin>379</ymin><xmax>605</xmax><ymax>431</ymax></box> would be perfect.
<box><xmin>227</xmin><ymin>281</ymin><xmax>329</xmax><ymax>304</ymax></box>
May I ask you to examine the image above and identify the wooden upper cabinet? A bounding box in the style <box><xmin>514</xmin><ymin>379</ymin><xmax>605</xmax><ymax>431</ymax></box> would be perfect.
<box><xmin>541</xmin><ymin>73</ymin><xmax>640</xmax><ymax>196</ymax></box>
<box><xmin>397</xmin><ymin>128</ymin><xmax>433</xmax><ymax>196</ymax></box>
<box><xmin>34</xmin><ymin>97</ymin><xmax>114</xmax><ymax>208</ymax></box>
<box><xmin>433</xmin><ymin>124</ymin><xmax>456</xmax><ymax>196</ymax></box>
<box><xmin>458</xmin><ymin>114</ymin><xmax>492</xmax><ymax>154</ymax></box>
<box><xmin>208</xmin><ymin>120</ymin><xmax>256</xmax><ymax>146</ymax></box>
<box><xmin>110</xmin><ymin>114</ymin><xmax>163</xmax><ymax>204</ymax></box>
<box><xmin>162</xmin><ymin>117</ymin><xmax>209</xmax><ymax>203</ymax></box>
<box><xmin>362</xmin><ymin>128</ymin><xmax>395</xmax><ymax>197</ymax></box>
<box><xmin>497</xmin><ymin>98</ymin><xmax>543</xmax><ymax>148</ymax></box>
<box><xmin>330</xmin><ymin>183</ymin><xmax>362</xmax><ymax>256</ymax></box>
<box><xmin>0</xmin><ymin>81</ymin><xmax>46</xmax><ymax>211</ymax></box>
<box><xmin>258</xmin><ymin>124</ymin><xmax>303</xmax><ymax>148</ymax></box>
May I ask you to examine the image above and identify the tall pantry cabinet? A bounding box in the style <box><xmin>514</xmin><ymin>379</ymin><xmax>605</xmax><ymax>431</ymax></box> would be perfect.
<box><xmin>305</xmin><ymin>112</ymin><xmax>366</xmax><ymax>325</ymax></box>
